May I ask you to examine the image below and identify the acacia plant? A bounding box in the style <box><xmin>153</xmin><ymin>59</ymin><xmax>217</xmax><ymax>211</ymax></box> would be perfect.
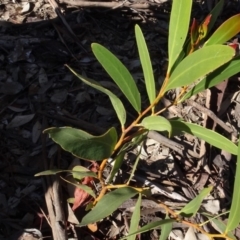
<box><xmin>36</xmin><ymin>0</ymin><xmax>240</xmax><ymax>239</ymax></box>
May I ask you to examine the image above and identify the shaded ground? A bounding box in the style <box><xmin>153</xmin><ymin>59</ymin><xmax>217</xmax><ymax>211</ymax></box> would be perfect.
<box><xmin>1</xmin><ymin>0</ymin><xmax>240</xmax><ymax>239</ymax></box>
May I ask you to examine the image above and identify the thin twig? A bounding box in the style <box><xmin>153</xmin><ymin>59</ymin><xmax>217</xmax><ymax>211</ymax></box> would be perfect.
<box><xmin>59</xmin><ymin>0</ymin><xmax>160</xmax><ymax>9</ymax></box>
<box><xmin>187</xmin><ymin>99</ymin><xmax>238</xmax><ymax>137</ymax></box>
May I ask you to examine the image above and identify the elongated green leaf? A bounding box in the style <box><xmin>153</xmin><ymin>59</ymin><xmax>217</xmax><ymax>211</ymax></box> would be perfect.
<box><xmin>202</xmin><ymin>214</ymin><xmax>237</xmax><ymax>240</ymax></box>
<box><xmin>72</xmin><ymin>166</ymin><xmax>97</xmax><ymax>180</ymax></box>
<box><xmin>35</xmin><ymin>169</ymin><xmax>97</xmax><ymax>179</ymax></box>
<box><xmin>205</xmin><ymin>14</ymin><xmax>240</xmax><ymax>46</ymax></box>
<box><xmin>92</xmin><ymin>43</ymin><xmax>141</xmax><ymax>113</ymax></box>
<box><xmin>180</xmin><ymin>56</ymin><xmax>240</xmax><ymax>102</ymax></box>
<box><xmin>178</xmin><ymin>187</ymin><xmax>213</xmax><ymax>217</ymax></box>
<box><xmin>141</xmin><ymin>116</ymin><xmax>171</xmax><ymax>136</ymax></box>
<box><xmin>170</xmin><ymin>120</ymin><xmax>237</xmax><ymax>155</ymax></box>
<box><xmin>65</xmin><ymin>180</ymin><xmax>96</xmax><ymax>198</ymax></box>
<box><xmin>120</xmin><ymin>219</ymin><xmax>175</xmax><ymax>239</ymax></box>
<box><xmin>135</xmin><ymin>25</ymin><xmax>156</xmax><ymax>105</ymax></box>
<box><xmin>44</xmin><ymin>127</ymin><xmax>118</xmax><ymax>160</ymax></box>
<box><xmin>159</xmin><ymin>215</ymin><xmax>173</xmax><ymax>240</ymax></box>
<box><xmin>79</xmin><ymin>187</ymin><xmax>138</xmax><ymax>226</ymax></box>
<box><xmin>225</xmin><ymin>138</ymin><xmax>240</xmax><ymax>232</ymax></box>
<box><xmin>165</xmin><ymin>45</ymin><xmax>235</xmax><ymax>92</ymax></box>
<box><xmin>127</xmin><ymin>144</ymin><xmax>142</xmax><ymax>185</ymax></box>
<box><xmin>107</xmin><ymin>151</ymin><xmax>125</xmax><ymax>184</ymax></box>
<box><xmin>127</xmin><ymin>194</ymin><xmax>141</xmax><ymax>240</ymax></box>
<box><xmin>35</xmin><ymin>169</ymin><xmax>68</xmax><ymax>176</ymax></box>
<box><xmin>168</xmin><ymin>0</ymin><xmax>192</xmax><ymax>73</ymax></box>
<box><xmin>66</xmin><ymin>65</ymin><xmax>126</xmax><ymax>126</ymax></box>
<box><xmin>207</xmin><ymin>0</ymin><xmax>224</xmax><ymax>34</ymax></box>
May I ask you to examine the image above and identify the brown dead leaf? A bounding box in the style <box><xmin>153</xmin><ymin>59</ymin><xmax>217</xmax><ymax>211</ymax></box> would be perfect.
<box><xmin>72</xmin><ymin>186</ymin><xmax>90</xmax><ymax>211</ymax></box>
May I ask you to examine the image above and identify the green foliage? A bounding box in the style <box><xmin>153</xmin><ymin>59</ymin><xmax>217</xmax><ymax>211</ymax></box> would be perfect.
<box><xmin>205</xmin><ymin>14</ymin><xmax>240</xmax><ymax>46</ymax></box>
<box><xmin>170</xmin><ymin>120</ymin><xmax>238</xmax><ymax>155</ymax></box>
<box><xmin>120</xmin><ymin>219</ymin><xmax>175</xmax><ymax>239</ymax></box>
<box><xmin>37</xmin><ymin>0</ymin><xmax>240</xmax><ymax>239</ymax></box>
<box><xmin>35</xmin><ymin>167</ymin><xmax>97</xmax><ymax>179</ymax></box>
<box><xmin>159</xmin><ymin>215</ymin><xmax>173</xmax><ymax>240</ymax></box>
<box><xmin>135</xmin><ymin>25</ymin><xmax>156</xmax><ymax>106</ymax></box>
<box><xmin>181</xmin><ymin>56</ymin><xmax>240</xmax><ymax>102</ymax></box>
<box><xmin>164</xmin><ymin>45</ymin><xmax>234</xmax><ymax>92</ymax></box>
<box><xmin>79</xmin><ymin>187</ymin><xmax>139</xmax><ymax>226</ymax></box>
<box><xmin>225</xmin><ymin>139</ymin><xmax>240</xmax><ymax>232</ymax></box>
<box><xmin>140</xmin><ymin>116</ymin><xmax>171</xmax><ymax>136</ymax></box>
<box><xmin>92</xmin><ymin>43</ymin><xmax>141</xmax><ymax>113</ymax></box>
<box><xmin>178</xmin><ymin>186</ymin><xmax>213</xmax><ymax>217</ymax></box>
<box><xmin>167</xmin><ymin>0</ymin><xmax>192</xmax><ymax>73</ymax></box>
<box><xmin>66</xmin><ymin>66</ymin><xmax>126</xmax><ymax>126</ymax></box>
<box><xmin>43</xmin><ymin>127</ymin><xmax>118</xmax><ymax>160</ymax></box>
<box><xmin>206</xmin><ymin>0</ymin><xmax>224</xmax><ymax>34</ymax></box>
<box><xmin>127</xmin><ymin>194</ymin><xmax>141</xmax><ymax>240</ymax></box>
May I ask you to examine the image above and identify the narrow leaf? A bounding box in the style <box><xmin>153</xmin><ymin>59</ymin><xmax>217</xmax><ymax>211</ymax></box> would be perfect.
<box><xmin>159</xmin><ymin>215</ymin><xmax>173</xmax><ymax>240</ymax></box>
<box><xmin>205</xmin><ymin>14</ymin><xmax>240</xmax><ymax>46</ymax></box>
<box><xmin>127</xmin><ymin>194</ymin><xmax>141</xmax><ymax>240</ymax></box>
<box><xmin>65</xmin><ymin>180</ymin><xmax>96</xmax><ymax>199</ymax></box>
<box><xmin>121</xmin><ymin>219</ymin><xmax>175</xmax><ymax>239</ymax></box>
<box><xmin>178</xmin><ymin>187</ymin><xmax>213</xmax><ymax>217</ymax></box>
<box><xmin>135</xmin><ymin>25</ymin><xmax>156</xmax><ymax>105</ymax></box>
<box><xmin>44</xmin><ymin>127</ymin><xmax>118</xmax><ymax>160</ymax></box>
<box><xmin>35</xmin><ymin>169</ymin><xmax>65</xmax><ymax>176</ymax></box>
<box><xmin>66</xmin><ymin>65</ymin><xmax>126</xmax><ymax>126</ymax></box>
<box><xmin>180</xmin><ymin>56</ymin><xmax>240</xmax><ymax>102</ymax></box>
<box><xmin>72</xmin><ymin>166</ymin><xmax>97</xmax><ymax>180</ymax></box>
<box><xmin>225</xmin><ymin>137</ymin><xmax>240</xmax><ymax>232</ymax></box>
<box><xmin>79</xmin><ymin>187</ymin><xmax>139</xmax><ymax>226</ymax></box>
<box><xmin>170</xmin><ymin>120</ymin><xmax>237</xmax><ymax>155</ymax></box>
<box><xmin>92</xmin><ymin>43</ymin><xmax>141</xmax><ymax>113</ymax></box>
<box><xmin>35</xmin><ymin>169</ymin><xmax>97</xmax><ymax>179</ymax></box>
<box><xmin>107</xmin><ymin>151</ymin><xmax>125</xmax><ymax>184</ymax></box>
<box><xmin>203</xmin><ymin>215</ymin><xmax>237</xmax><ymax>240</ymax></box>
<box><xmin>207</xmin><ymin>0</ymin><xmax>224</xmax><ymax>34</ymax></box>
<box><xmin>127</xmin><ymin>144</ymin><xmax>142</xmax><ymax>185</ymax></box>
<box><xmin>168</xmin><ymin>0</ymin><xmax>192</xmax><ymax>73</ymax></box>
<box><xmin>141</xmin><ymin>116</ymin><xmax>171</xmax><ymax>136</ymax></box>
<box><xmin>165</xmin><ymin>45</ymin><xmax>235</xmax><ymax>92</ymax></box>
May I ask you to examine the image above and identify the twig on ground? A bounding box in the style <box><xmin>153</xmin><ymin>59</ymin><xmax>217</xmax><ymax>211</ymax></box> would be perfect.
<box><xmin>48</xmin><ymin>0</ymin><xmax>87</xmax><ymax>52</ymax></box>
<box><xmin>147</xmin><ymin>130</ymin><xmax>199</xmax><ymax>158</ymax></box>
<box><xmin>41</xmin><ymin>117</ymin><xmax>68</xmax><ymax>240</ymax></box>
<box><xmin>59</xmin><ymin>0</ymin><xmax>160</xmax><ymax>9</ymax></box>
<box><xmin>187</xmin><ymin>99</ymin><xmax>238</xmax><ymax>137</ymax></box>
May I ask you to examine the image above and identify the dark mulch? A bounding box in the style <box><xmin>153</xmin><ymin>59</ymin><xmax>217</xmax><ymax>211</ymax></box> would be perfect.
<box><xmin>1</xmin><ymin>0</ymin><xmax>240</xmax><ymax>239</ymax></box>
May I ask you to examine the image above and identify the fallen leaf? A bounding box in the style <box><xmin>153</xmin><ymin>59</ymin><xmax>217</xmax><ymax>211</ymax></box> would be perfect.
<box><xmin>72</xmin><ymin>186</ymin><xmax>90</xmax><ymax>211</ymax></box>
<box><xmin>0</xmin><ymin>82</ymin><xmax>23</xmax><ymax>95</ymax></box>
<box><xmin>7</xmin><ymin>114</ymin><xmax>35</xmax><ymax>128</ymax></box>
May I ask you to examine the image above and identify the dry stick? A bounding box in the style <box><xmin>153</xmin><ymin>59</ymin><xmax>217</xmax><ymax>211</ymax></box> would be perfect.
<box><xmin>48</xmin><ymin>0</ymin><xmax>87</xmax><ymax>52</ymax></box>
<box><xmin>147</xmin><ymin>130</ymin><xmax>184</xmax><ymax>154</ymax></box>
<box><xmin>187</xmin><ymin>99</ymin><xmax>238</xmax><ymax>137</ymax></box>
<box><xmin>58</xmin><ymin>0</ymin><xmax>159</xmax><ymax>9</ymax></box>
<box><xmin>42</xmin><ymin>117</ymin><xmax>68</xmax><ymax>240</ymax></box>
<box><xmin>59</xmin><ymin>0</ymin><xmax>159</xmax><ymax>9</ymax></box>
<box><xmin>41</xmin><ymin>118</ymin><xmax>58</xmax><ymax>240</ymax></box>
<box><xmin>51</xmin><ymin>21</ymin><xmax>79</xmax><ymax>62</ymax></box>
<box><xmin>52</xmin><ymin>178</ymin><xmax>68</xmax><ymax>240</ymax></box>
